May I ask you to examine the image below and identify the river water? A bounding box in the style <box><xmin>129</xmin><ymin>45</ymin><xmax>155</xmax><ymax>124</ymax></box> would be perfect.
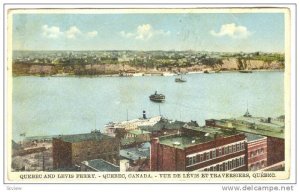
<box><xmin>12</xmin><ymin>71</ymin><xmax>284</xmax><ymax>141</ymax></box>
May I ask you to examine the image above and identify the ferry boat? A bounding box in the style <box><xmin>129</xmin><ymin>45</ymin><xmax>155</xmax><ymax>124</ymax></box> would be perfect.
<box><xmin>149</xmin><ymin>91</ymin><xmax>165</xmax><ymax>102</ymax></box>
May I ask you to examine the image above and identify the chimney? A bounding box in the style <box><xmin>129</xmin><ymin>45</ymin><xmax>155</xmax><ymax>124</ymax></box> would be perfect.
<box><xmin>267</xmin><ymin>117</ymin><xmax>271</xmax><ymax>123</ymax></box>
<box><xmin>143</xmin><ymin>110</ymin><xmax>147</xmax><ymax>119</ymax></box>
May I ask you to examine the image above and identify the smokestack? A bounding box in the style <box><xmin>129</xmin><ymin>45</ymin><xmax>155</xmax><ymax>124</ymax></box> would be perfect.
<box><xmin>143</xmin><ymin>110</ymin><xmax>146</xmax><ymax>119</ymax></box>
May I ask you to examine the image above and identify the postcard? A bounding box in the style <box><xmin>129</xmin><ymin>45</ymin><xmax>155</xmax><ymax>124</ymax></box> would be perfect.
<box><xmin>5</xmin><ymin>7</ymin><xmax>292</xmax><ymax>183</ymax></box>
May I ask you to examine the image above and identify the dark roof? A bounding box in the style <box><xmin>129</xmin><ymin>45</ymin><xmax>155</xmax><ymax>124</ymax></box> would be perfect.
<box><xmin>120</xmin><ymin>146</ymin><xmax>150</xmax><ymax>161</ymax></box>
<box><xmin>81</xmin><ymin>159</ymin><xmax>120</xmax><ymax>172</ymax></box>
<box><xmin>139</xmin><ymin>118</ymin><xmax>199</xmax><ymax>132</ymax></box>
<box><xmin>54</xmin><ymin>132</ymin><xmax>113</xmax><ymax>143</ymax></box>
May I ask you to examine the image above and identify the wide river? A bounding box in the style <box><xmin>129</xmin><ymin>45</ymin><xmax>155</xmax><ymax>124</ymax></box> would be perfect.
<box><xmin>12</xmin><ymin>71</ymin><xmax>284</xmax><ymax>141</ymax></box>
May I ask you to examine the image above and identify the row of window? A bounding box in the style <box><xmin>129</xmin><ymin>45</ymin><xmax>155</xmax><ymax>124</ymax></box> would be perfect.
<box><xmin>249</xmin><ymin>160</ymin><xmax>266</xmax><ymax>171</ymax></box>
<box><xmin>250</xmin><ymin>148</ymin><xmax>265</xmax><ymax>157</ymax></box>
<box><xmin>187</xmin><ymin>141</ymin><xmax>245</xmax><ymax>166</ymax></box>
<box><xmin>201</xmin><ymin>156</ymin><xmax>245</xmax><ymax>172</ymax></box>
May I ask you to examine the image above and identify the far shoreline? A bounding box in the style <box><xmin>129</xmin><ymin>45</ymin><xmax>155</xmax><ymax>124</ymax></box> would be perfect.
<box><xmin>12</xmin><ymin>69</ymin><xmax>285</xmax><ymax>78</ymax></box>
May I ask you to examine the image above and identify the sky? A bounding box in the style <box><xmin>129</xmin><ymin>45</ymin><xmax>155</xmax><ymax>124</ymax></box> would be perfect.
<box><xmin>12</xmin><ymin>12</ymin><xmax>285</xmax><ymax>52</ymax></box>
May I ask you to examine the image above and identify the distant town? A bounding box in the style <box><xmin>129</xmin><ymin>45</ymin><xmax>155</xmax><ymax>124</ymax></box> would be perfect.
<box><xmin>12</xmin><ymin>50</ymin><xmax>285</xmax><ymax>76</ymax></box>
<box><xmin>12</xmin><ymin>110</ymin><xmax>285</xmax><ymax>172</ymax></box>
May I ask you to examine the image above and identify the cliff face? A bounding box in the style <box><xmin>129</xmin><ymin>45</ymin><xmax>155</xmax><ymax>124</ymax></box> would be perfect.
<box><xmin>12</xmin><ymin>59</ymin><xmax>284</xmax><ymax>76</ymax></box>
<box><xmin>221</xmin><ymin>58</ymin><xmax>284</xmax><ymax>70</ymax></box>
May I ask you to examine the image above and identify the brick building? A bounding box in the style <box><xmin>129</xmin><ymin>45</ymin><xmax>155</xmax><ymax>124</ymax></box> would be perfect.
<box><xmin>245</xmin><ymin>133</ymin><xmax>267</xmax><ymax>171</ymax></box>
<box><xmin>151</xmin><ymin>125</ymin><xmax>247</xmax><ymax>171</ymax></box>
<box><xmin>205</xmin><ymin>114</ymin><xmax>284</xmax><ymax>167</ymax></box>
<box><xmin>52</xmin><ymin>132</ymin><xmax>119</xmax><ymax>170</ymax></box>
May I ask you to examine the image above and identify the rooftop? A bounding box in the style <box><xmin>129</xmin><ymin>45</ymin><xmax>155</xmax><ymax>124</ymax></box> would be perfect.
<box><xmin>120</xmin><ymin>145</ymin><xmax>150</xmax><ymax>161</ymax></box>
<box><xmin>54</xmin><ymin>132</ymin><xmax>113</xmax><ymax>143</ymax></box>
<box><xmin>244</xmin><ymin>132</ymin><xmax>266</xmax><ymax>142</ymax></box>
<box><xmin>81</xmin><ymin>159</ymin><xmax>120</xmax><ymax>172</ymax></box>
<box><xmin>158</xmin><ymin>126</ymin><xmax>241</xmax><ymax>149</ymax></box>
<box><xmin>223</xmin><ymin>116</ymin><xmax>284</xmax><ymax>139</ymax></box>
<box><xmin>139</xmin><ymin>118</ymin><xmax>199</xmax><ymax>132</ymax></box>
<box><xmin>128</xmin><ymin>129</ymin><xmax>151</xmax><ymax>135</ymax></box>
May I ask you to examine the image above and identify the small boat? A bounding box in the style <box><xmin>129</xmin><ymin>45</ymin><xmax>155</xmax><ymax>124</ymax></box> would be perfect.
<box><xmin>175</xmin><ymin>74</ymin><xmax>187</xmax><ymax>83</ymax></box>
<box><xmin>149</xmin><ymin>91</ymin><xmax>165</xmax><ymax>102</ymax></box>
<box><xmin>203</xmin><ymin>70</ymin><xmax>209</xmax><ymax>74</ymax></box>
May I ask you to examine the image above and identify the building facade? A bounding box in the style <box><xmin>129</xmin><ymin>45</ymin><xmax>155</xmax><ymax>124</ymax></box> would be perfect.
<box><xmin>205</xmin><ymin>115</ymin><xmax>284</xmax><ymax>167</ymax></box>
<box><xmin>245</xmin><ymin>133</ymin><xmax>268</xmax><ymax>171</ymax></box>
<box><xmin>52</xmin><ymin>132</ymin><xmax>119</xmax><ymax>170</ymax></box>
<box><xmin>151</xmin><ymin>126</ymin><xmax>247</xmax><ymax>171</ymax></box>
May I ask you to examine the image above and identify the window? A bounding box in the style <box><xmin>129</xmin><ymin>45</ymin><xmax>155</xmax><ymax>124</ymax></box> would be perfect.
<box><xmin>213</xmin><ymin>166</ymin><xmax>217</xmax><ymax>171</ymax></box>
<box><xmin>229</xmin><ymin>146</ymin><xmax>232</xmax><ymax>153</ymax></box>
<box><xmin>241</xmin><ymin>157</ymin><xmax>244</xmax><ymax>165</ymax></box>
<box><xmin>196</xmin><ymin>154</ymin><xmax>200</xmax><ymax>162</ymax></box>
<box><xmin>210</xmin><ymin>167</ymin><xmax>213</xmax><ymax>171</ymax></box>
<box><xmin>188</xmin><ymin>157</ymin><xmax>193</xmax><ymax>166</ymax></box>
<box><xmin>224</xmin><ymin>146</ymin><xmax>228</xmax><ymax>154</ymax></box>
<box><xmin>241</xmin><ymin>142</ymin><xmax>245</xmax><ymax>150</ymax></box>
<box><xmin>219</xmin><ymin>164</ymin><xmax>223</xmax><ymax>171</ymax></box>
<box><xmin>204</xmin><ymin>168</ymin><xmax>208</xmax><ymax>171</ymax></box>
<box><xmin>232</xmin><ymin>159</ymin><xmax>236</xmax><ymax>168</ymax></box>
<box><xmin>225</xmin><ymin>162</ymin><xmax>228</xmax><ymax>171</ymax></box>
<box><xmin>237</xmin><ymin>143</ymin><xmax>240</xmax><ymax>151</ymax></box>
<box><xmin>236</xmin><ymin>158</ymin><xmax>240</xmax><ymax>167</ymax></box>
<box><xmin>212</xmin><ymin>150</ymin><xmax>216</xmax><ymax>158</ymax></box>
<box><xmin>229</xmin><ymin>161</ymin><xmax>232</xmax><ymax>170</ymax></box>
<box><xmin>232</xmin><ymin>145</ymin><xmax>236</xmax><ymax>152</ymax></box>
<box><xmin>200</xmin><ymin>154</ymin><xmax>204</xmax><ymax>162</ymax></box>
<box><xmin>261</xmin><ymin>148</ymin><xmax>264</xmax><ymax>154</ymax></box>
<box><xmin>219</xmin><ymin>148</ymin><xmax>222</xmax><ymax>156</ymax></box>
<box><xmin>192</xmin><ymin>156</ymin><xmax>197</xmax><ymax>164</ymax></box>
<box><xmin>206</xmin><ymin>152</ymin><xmax>210</xmax><ymax>160</ymax></box>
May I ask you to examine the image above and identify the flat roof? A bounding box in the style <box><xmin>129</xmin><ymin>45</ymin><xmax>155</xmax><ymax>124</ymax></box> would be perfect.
<box><xmin>54</xmin><ymin>132</ymin><xmax>113</xmax><ymax>143</ymax></box>
<box><xmin>222</xmin><ymin>117</ymin><xmax>284</xmax><ymax>139</ymax></box>
<box><xmin>82</xmin><ymin>159</ymin><xmax>119</xmax><ymax>172</ymax></box>
<box><xmin>158</xmin><ymin>126</ymin><xmax>241</xmax><ymax>149</ymax></box>
<box><xmin>244</xmin><ymin>132</ymin><xmax>266</xmax><ymax>142</ymax></box>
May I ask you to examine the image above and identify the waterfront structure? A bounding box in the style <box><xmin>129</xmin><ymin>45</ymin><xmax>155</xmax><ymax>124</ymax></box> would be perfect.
<box><xmin>205</xmin><ymin>114</ymin><xmax>284</xmax><ymax>167</ymax></box>
<box><xmin>244</xmin><ymin>133</ymin><xmax>268</xmax><ymax>171</ymax></box>
<box><xmin>151</xmin><ymin>125</ymin><xmax>247</xmax><ymax>171</ymax></box>
<box><xmin>105</xmin><ymin>115</ymin><xmax>161</xmax><ymax>137</ymax></box>
<box><xmin>124</xmin><ymin>129</ymin><xmax>151</xmax><ymax>143</ymax></box>
<box><xmin>52</xmin><ymin>132</ymin><xmax>120</xmax><ymax>170</ymax></box>
<box><xmin>80</xmin><ymin>159</ymin><xmax>120</xmax><ymax>172</ymax></box>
